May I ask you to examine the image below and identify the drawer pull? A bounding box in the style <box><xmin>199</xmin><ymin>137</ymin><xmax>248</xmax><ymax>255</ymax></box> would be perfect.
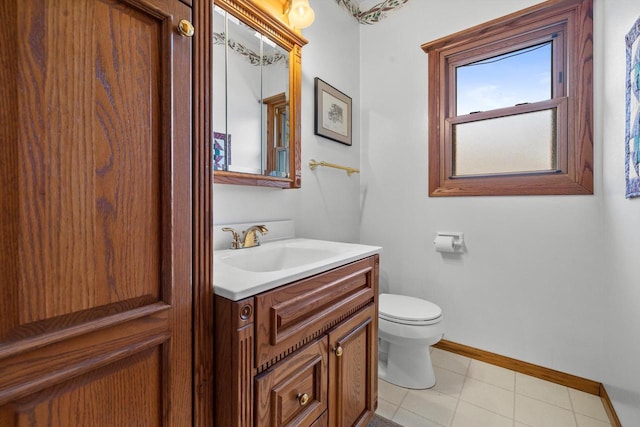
<box><xmin>333</xmin><ymin>346</ymin><xmax>343</xmax><ymax>357</ymax></box>
<box><xmin>297</xmin><ymin>392</ymin><xmax>310</xmax><ymax>406</ymax></box>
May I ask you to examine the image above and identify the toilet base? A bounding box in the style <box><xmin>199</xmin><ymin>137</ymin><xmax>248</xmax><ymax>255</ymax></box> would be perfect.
<box><xmin>378</xmin><ymin>342</ymin><xmax>436</xmax><ymax>389</ymax></box>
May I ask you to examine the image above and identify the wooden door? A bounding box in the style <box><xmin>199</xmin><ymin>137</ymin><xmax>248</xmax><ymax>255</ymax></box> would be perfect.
<box><xmin>328</xmin><ymin>306</ymin><xmax>377</xmax><ymax>427</ymax></box>
<box><xmin>0</xmin><ymin>0</ymin><xmax>193</xmax><ymax>425</ymax></box>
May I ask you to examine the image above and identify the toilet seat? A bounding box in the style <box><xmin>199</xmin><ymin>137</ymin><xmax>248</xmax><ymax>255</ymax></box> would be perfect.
<box><xmin>379</xmin><ymin>293</ymin><xmax>442</xmax><ymax>326</ymax></box>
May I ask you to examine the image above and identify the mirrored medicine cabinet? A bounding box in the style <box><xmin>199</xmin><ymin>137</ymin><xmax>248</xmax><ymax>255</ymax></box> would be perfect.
<box><xmin>213</xmin><ymin>0</ymin><xmax>307</xmax><ymax>188</ymax></box>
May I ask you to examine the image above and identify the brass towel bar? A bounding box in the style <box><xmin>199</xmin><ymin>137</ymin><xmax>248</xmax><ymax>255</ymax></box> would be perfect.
<box><xmin>308</xmin><ymin>159</ymin><xmax>360</xmax><ymax>176</ymax></box>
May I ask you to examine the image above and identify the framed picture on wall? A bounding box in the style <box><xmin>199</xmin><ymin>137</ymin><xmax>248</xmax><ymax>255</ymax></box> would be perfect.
<box><xmin>625</xmin><ymin>16</ymin><xmax>640</xmax><ymax>198</ymax></box>
<box><xmin>314</xmin><ymin>78</ymin><xmax>352</xmax><ymax>146</ymax></box>
<box><xmin>213</xmin><ymin>132</ymin><xmax>231</xmax><ymax>171</ymax></box>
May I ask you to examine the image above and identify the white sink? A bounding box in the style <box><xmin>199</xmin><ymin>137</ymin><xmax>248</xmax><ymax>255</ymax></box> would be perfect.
<box><xmin>214</xmin><ymin>238</ymin><xmax>382</xmax><ymax>301</ymax></box>
<box><xmin>220</xmin><ymin>245</ymin><xmax>338</xmax><ymax>272</ymax></box>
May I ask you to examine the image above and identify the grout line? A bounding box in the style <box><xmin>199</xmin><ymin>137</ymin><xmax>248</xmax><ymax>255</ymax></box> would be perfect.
<box><xmin>387</xmin><ymin>347</ymin><xmax>614</xmax><ymax>427</ymax></box>
<box><xmin>457</xmin><ymin>398</ymin><xmax>515</xmax><ymax>423</ymax></box>
<box><xmin>512</xmin><ymin>369</ymin><xmax>517</xmax><ymax>426</ymax></box>
<box><xmin>378</xmin><ymin>397</ymin><xmax>400</xmax><ymax>420</ymax></box>
<box><xmin>449</xmin><ymin>373</ymin><xmax>466</xmax><ymax>427</ymax></box>
<box><xmin>434</xmin><ymin>340</ymin><xmax>601</xmax><ymax>394</ymax></box>
<box><xmin>567</xmin><ymin>385</ymin><xmax>580</xmax><ymax>427</ymax></box>
<box><xmin>394</xmin><ymin>403</ymin><xmax>447</xmax><ymax>427</ymax></box>
<box><xmin>514</xmin><ymin>389</ymin><xmax>574</xmax><ymax>411</ymax></box>
<box><xmin>437</xmin><ymin>349</ymin><xmax>611</xmax><ymax>427</ymax></box>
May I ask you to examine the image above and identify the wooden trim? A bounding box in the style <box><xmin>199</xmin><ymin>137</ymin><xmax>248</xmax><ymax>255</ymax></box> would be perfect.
<box><xmin>193</xmin><ymin>0</ymin><xmax>215</xmax><ymax>423</ymax></box>
<box><xmin>214</xmin><ymin>171</ymin><xmax>295</xmax><ymax>188</ymax></box>
<box><xmin>599</xmin><ymin>384</ymin><xmax>623</xmax><ymax>427</ymax></box>
<box><xmin>435</xmin><ymin>340</ymin><xmax>599</xmax><ymax>393</ymax></box>
<box><xmin>0</xmin><ymin>301</ymin><xmax>169</xmax><ymax>360</ymax></box>
<box><xmin>0</xmin><ymin>311</ymin><xmax>170</xmax><ymax>405</ymax></box>
<box><xmin>421</xmin><ymin>0</ymin><xmax>584</xmax><ymax>53</ymax></box>
<box><xmin>214</xmin><ymin>296</ymin><xmax>256</xmax><ymax>427</ymax></box>
<box><xmin>215</xmin><ymin>0</ymin><xmax>307</xmax><ymax>50</ymax></box>
<box><xmin>434</xmin><ymin>340</ymin><xmax>621</xmax><ymax>426</ymax></box>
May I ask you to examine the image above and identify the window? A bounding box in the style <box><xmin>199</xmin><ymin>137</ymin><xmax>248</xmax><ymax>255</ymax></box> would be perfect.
<box><xmin>422</xmin><ymin>0</ymin><xmax>593</xmax><ymax>196</ymax></box>
<box><xmin>263</xmin><ymin>92</ymin><xmax>289</xmax><ymax>177</ymax></box>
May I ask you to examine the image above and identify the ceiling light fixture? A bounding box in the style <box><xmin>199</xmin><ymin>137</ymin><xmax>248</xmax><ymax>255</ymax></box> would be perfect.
<box><xmin>287</xmin><ymin>0</ymin><xmax>315</xmax><ymax>29</ymax></box>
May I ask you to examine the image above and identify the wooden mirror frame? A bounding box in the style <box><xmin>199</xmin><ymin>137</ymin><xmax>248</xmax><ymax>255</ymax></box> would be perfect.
<box><xmin>213</xmin><ymin>0</ymin><xmax>307</xmax><ymax>189</ymax></box>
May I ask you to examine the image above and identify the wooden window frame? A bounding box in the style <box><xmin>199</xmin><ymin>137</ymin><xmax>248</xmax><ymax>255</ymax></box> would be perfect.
<box><xmin>263</xmin><ymin>92</ymin><xmax>289</xmax><ymax>176</ymax></box>
<box><xmin>421</xmin><ymin>0</ymin><xmax>593</xmax><ymax>196</ymax></box>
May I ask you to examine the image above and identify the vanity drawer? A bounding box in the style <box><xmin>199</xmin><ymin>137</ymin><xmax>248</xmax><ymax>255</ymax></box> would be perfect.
<box><xmin>255</xmin><ymin>255</ymin><xmax>378</xmax><ymax>369</ymax></box>
<box><xmin>310</xmin><ymin>411</ymin><xmax>328</xmax><ymax>426</ymax></box>
<box><xmin>255</xmin><ymin>337</ymin><xmax>328</xmax><ymax>427</ymax></box>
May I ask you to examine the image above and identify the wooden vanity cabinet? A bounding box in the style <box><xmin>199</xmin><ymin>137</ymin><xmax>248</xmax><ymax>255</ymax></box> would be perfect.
<box><xmin>215</xmin><ymin>255</ymin><xmax>379</xmax><ymax>427</ymax></box>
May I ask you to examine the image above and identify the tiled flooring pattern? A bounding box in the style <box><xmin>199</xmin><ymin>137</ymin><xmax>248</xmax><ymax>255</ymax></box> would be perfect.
<box><xmin>376</xmin><ymin>348</ymin><xmax>612</xmax><ymax>427</ymax></box>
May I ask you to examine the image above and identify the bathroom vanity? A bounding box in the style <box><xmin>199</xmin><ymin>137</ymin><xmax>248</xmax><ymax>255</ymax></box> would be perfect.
<box><xmin>214</xmin><ymin>237</ymin><xmax>381</xmax><ymax>427</ymax></box>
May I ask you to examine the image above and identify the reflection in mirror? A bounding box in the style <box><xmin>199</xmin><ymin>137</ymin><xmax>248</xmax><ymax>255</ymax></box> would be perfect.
<box><xmin>214</xmin><ymin>7</ymin><xmax>264</xmax><ymax>174</ymax></box>
<box><xmin>227</xmin><ymin>14</ymin><xmax>262</xmax><ymax>174</ymax></box>
<box><xmin>263</xmin><ymin>93</ymin><xmax>289</xmax><ymax>176</ymax></box>
<box><xmin>213</xmin><ymin>0</ymin><xmax>307</xmax><ymax>188</ymax></box>
<box><xmin>262</xmin><ymin>40</ymin><xmax>289</xmax><ymax>177</ymax></box>
<box><xmin>213</xmin><ymin>7</ymin><xmax>229</xmax><ymax>171</ymax></box>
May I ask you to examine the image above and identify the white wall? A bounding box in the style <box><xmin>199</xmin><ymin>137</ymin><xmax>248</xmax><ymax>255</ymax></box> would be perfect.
<box><xmin>359</xmin><ymin>0</ymin><xmax>606</xmax><ymax>390</ymax></box>
<box><xmin>601</xmin><ymin>0</ymin><xmax>640</xmax><ymax>423</ymax></box>
<box><xmin>359</xmin><ymin>0</ymin><xmax>640</xmax><ymax>423</ymax></box>
<box><xmin>213</xmin><ymin>0</ymin><xmax>362</xmax><ymax>243</ymax></box>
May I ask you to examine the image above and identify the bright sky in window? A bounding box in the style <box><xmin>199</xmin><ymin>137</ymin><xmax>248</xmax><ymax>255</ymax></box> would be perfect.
<box><xmin>456</xmin><ymin>42</ymin><xmax>552</xmax><ymax>115</ymax></box>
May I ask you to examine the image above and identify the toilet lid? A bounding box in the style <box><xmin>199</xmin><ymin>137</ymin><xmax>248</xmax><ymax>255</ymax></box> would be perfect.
<box><xmin>379</xmin><ymin>293</ymin><xmax>442</xmax><ymax>324</ymax></box>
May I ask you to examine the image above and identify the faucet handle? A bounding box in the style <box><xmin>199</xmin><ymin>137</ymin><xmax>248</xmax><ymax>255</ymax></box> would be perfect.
<box><xmin>222</xmin><ymin>227</ymin><xmax>242</xmax><ymax>249</ymax></box>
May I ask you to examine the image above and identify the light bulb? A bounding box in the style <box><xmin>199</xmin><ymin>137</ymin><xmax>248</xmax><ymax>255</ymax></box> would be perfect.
<box><xmin>288</xmin><ymin>0</ymin><xmax>315</xmax><ymax>29</ymax></box>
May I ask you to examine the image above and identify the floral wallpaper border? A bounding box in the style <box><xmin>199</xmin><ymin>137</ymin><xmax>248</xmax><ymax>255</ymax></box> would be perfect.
<box><xmin>335</xmin><ymin>0</ymin><xmax>409</xmax><ymax>25</ymax></box>
<box><xmin>213</xmin><ymin>32</ymin><xmax>288</xmax><ymax>66</ymax></box>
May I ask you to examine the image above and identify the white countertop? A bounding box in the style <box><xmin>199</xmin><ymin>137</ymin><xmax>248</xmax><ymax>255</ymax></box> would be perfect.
<box><xmin>214</xmin><ymin>238</ymin><xmax>382</xmax><ymax>301</ymax></box>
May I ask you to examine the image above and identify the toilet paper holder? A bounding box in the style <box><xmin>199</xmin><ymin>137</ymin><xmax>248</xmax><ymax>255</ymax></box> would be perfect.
<box><xmin>434</xmin><ymin>232</ymin><xmax>464</xmax><ymax>253</ymax></box>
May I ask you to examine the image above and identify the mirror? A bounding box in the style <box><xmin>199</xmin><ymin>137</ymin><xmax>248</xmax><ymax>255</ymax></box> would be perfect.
<box><xmin>213</xmin><ymin>0</ymin><xmax>307</xmax><ymax>188</ymax></box>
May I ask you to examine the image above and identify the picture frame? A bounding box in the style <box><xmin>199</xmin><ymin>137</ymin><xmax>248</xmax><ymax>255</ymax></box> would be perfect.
<box><xmin>625</xmin><ymin>16</ymin><xmax>640</xmax><ymax>198</ymax></box>
<box><xmin>314</xmin><ymin>77</ymin><xmax>352</xmax><ymax>146</ymax></box>
<box><xmin>213</xmin><ymin>132</ymin><xmax>231</xmax><ymax>171</ymax></box>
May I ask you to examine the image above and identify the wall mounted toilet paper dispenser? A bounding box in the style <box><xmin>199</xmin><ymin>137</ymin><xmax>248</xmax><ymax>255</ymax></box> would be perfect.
<box><xmin>434</xmin><ymin>232</ymin><xmax>464</xmax><ymax>253</ymax></box>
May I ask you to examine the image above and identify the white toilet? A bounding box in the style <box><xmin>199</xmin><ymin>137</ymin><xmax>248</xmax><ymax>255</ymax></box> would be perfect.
<box><xmin>378</xmin><ymin>293</ymin><xmax>444</xmax><ymax>389</ymax></box>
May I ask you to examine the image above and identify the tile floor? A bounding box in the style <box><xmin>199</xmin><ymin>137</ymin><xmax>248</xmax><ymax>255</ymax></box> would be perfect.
<box><xmin>376</xmin><ymin>348</ymin><xmax>612</xmax><ymax>427</ymax></box>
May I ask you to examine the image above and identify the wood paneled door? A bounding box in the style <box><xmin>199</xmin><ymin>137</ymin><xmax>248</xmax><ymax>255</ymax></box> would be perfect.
<box><xmin>0</xmin><ymin>0</ymin><xmax>194</xmax><ymax>425</ymax></box>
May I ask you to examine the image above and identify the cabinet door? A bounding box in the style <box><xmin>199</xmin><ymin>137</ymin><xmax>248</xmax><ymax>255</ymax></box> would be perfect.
<box><xmin>328</xmin><ymin>305</ymin><xmax>378</xmax><ymax>427</ymax></box>
<box><xmin>255</xmin><ymin>338</ymin><xmax>329</xmax><ymax>427</ymax></box>
<box><xmin>0</xmin><ymin>0</ymin><xmax>192</xmax><ymax>425</ymax></box>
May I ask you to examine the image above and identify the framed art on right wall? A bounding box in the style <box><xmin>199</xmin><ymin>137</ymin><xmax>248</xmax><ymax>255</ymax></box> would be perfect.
<box><xmin>626</xmin><ymin>15</ymin><xmax>640</xmax><ymax>198</ymax></box>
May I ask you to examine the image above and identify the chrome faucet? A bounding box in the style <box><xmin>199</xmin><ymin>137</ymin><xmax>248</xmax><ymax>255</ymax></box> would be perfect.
<box><xmin>222</xmin><ymin>225</ymin><xmax>268</xmax><ymax>249</ymax></box>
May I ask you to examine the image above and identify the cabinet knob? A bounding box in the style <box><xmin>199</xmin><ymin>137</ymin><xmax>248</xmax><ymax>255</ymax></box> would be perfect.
<box><xmin>333</xmin><ymin>346</ymin><xmax>343</xmax><ymax>357</ymax></box>
<box><xmin>177</xmin><ymin>19</ymin><xmax>194</xmax><ymax>37</ymax></box>
<box><xmin>297</xmin><ymin>392</ymin><xmax>310</xmax><ymax>406</ymax></box>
